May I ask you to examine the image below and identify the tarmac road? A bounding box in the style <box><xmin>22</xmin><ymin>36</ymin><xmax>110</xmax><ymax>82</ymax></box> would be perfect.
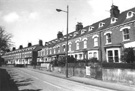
<box><xmin>0</xmin><ymin>67</ymin><xmax>116</xmax><ymax>91</ymax></box>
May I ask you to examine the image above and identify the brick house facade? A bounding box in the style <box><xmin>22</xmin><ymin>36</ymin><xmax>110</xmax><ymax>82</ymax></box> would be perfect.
<box><xmin>2</xmin><ymin>5</ymin><xmax>135</xmax><ymax>64</ymax></box>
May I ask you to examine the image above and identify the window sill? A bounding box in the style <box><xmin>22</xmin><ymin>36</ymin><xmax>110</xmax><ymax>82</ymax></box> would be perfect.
<box><xmin>94</xmin><ymin>45</ymin><xmax>98</xmax><ymax>47</ymax></box>
<box><xmin>122</xmin><ymin>39</ymin><xmax>130</xmax><ymax>42</ymax></box>
<box><xmin>105</xmin><ymin>42</ymin><xmax>112</xmax><ymax>45</ymax></box>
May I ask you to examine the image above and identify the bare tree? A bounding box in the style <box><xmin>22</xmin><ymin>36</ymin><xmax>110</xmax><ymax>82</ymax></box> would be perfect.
<box><xmin>0</xmin><ymin>27</ymin><xmax>13</xmax><ymax>52</ymax></box>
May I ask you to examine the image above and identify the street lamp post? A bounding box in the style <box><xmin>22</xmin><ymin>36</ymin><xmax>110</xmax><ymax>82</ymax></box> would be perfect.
<box><xmin>56</xmin><ymin>5</ymin><xmax>69</xmax><ymax>78</ymax></box>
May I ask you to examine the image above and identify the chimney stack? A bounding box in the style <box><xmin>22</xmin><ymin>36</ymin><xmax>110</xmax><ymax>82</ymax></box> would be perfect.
<box><xmin>110</xmin><ymin>5</ymin><xmax>120</xmax><ymax>18</ymax></box>
<box><xmin>28</xmin><ymin>42</ymin><xmax>32</xmax><ymax>47</ymax></box>
<box><xmin>76</xmin><ymin>22</ymin><xmax>83</xmax><ymax>31</ymax></box>
<box><xmin>19</xmin><ymin>45</ymin><xmax>23</xmax><ymax>49</ymax></box>
<box><xmin>57</xmin><ymin>31</ymin><xmax>63</xmax><ymax>39</ymax></box>
<box><xmin>39</xmin><ymin>40</ymin><xmax>43</xmax><ymax>46</ymax></box>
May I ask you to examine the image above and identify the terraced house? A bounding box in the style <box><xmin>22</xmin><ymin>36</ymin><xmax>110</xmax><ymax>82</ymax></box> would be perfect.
<box><xmin>38</xmin><ymin>5</ymin><xmax>135</xmax><ymax>64</ymax></box>
<box><xmin>2</xmin><ymin>40</ymin><xmax>43</xmax><ymax>66</ymax></box>
<box><xmin>2</xmin><ymin>5</ymin><xmax>135</xmax><ymax>65</ymax></box>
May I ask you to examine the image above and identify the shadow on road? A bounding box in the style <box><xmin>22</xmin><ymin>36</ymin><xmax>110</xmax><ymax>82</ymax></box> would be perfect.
<box><xmin>15</xmin><ymin>78</ymin><xmax>33</xmax><ymax>87</ymax></box>
<box><xmin>0</xmin><ymin>68</ymin><xmax>42</xmax><ymax>91</ymax></box>
<box><xmin>0</xmin><ymin>68</ymin><xmax>18</xmax><ymax>91</ymax></box>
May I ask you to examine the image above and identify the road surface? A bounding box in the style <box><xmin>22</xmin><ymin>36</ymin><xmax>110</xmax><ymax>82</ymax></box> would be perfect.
<box><xmin>1</xmin><ymin>67</ymin><xmax>116</xmax><ymax>91</ymax></box>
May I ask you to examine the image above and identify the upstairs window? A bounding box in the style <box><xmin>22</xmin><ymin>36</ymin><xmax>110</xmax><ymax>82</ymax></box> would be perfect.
<box><xmin>104</xmin><ymin>31</ymin><xmax>112</xmax><ymax>44</ymax></box>
<box><xmin>92</xmin><ymin>34</ymin><xmax>99</xmax><ymax>47</ymax></box>
<box><xmin>68</xmin><ymin>42</ymin><xmax>72</xmax><ymax>52</ymax></box>
<box><xmin>62</xmin><ymin>44</ymin><xmax>66</xmax><ymax>52</ymax></box>
<box><xmin>94</xmin><ymin>37</ymin><xmax>98</xmax><ymax>47</ymax></box>
<box><xmin>50</xmin><ymin>49</ymin><xmax>52</xmax><ymax>54</ymax></box>
<box><xmin>76</xmin><ymin>42</ymin><xmax>79</xmax><ymax>50</ymax></box>
<box><xmin>106</xmin><ymin>33</ymin><xmax>112</xmax><ymax>44</ymax></box>
<box><xmin>123</xmin><ymin>28</ymin><xmax>130</xmax><ymax>41</ymax></box>
<box><xmin>57</xmin><ymin>46</ymin><xmax>60</xmax><ymax>53</ymax></box>
<box><xmin>53</xmin><ymin>48</ymin><xmax>56</xmax><ymax>54</ymax></box>
<box><xmin>84</xmin><ymin>40</ymin><xmax>87</xmax><ymax>49</ymax></box>
<box><xmin>47</xmin><ymin>49</ymin><xmax>48</xmax><ymax>55</ymax></box>
<box><xmin>75</xmin><ymin>39</ymin><xmax>81</xmax><ymax>50</ymax></box>
<box><xmin>68</xmin><ymin>44</ymin><xmax>71</xmax><ymax>52</ymax></box>
<box><xmin>120</xmin><ymin>26</ymin><xmax>130</xmax><ymax>41</ymax></box>
<box><xmin>82</xmin><ymin>38</ymin><xmax>88</xmax><ymax>49</ymax></box>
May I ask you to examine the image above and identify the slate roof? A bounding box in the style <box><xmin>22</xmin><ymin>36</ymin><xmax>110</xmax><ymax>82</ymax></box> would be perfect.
<box><xmin>45</xmin><ymin>6</ymin><xmax>135</xmax><ymax>48</ymax></box>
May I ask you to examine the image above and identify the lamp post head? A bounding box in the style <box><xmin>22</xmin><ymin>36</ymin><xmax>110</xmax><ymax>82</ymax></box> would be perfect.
<box><xmin>56</xmin><ymin>9</ymin><xmax>62</xmax><ymax>12</ymax></box>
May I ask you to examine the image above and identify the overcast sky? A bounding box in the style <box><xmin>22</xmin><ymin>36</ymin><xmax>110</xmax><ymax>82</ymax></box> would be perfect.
<box><xmin>0</xmin><ymin>0</ymin><xmax>135</xmax><ymax>48</ymax></box>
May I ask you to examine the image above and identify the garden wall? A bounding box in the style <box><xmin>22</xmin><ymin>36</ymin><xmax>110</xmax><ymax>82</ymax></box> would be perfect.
<box><xmin>52</xmin><ymin>63</ymin><xmax>135</xmax><ymax>85</ymax></box>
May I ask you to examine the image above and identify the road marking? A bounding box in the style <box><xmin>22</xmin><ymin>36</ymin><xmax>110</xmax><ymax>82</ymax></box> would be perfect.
<box><xmin>43</xmin><ymin>81</ymin><xmax>62</xmax><ymax>89</ymax></box>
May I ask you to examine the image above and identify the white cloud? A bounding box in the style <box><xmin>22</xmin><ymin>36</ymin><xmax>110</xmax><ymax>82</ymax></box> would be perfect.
<box><xmin>3</xmin><ymin>12</ymin><xmax>20</xmax><ymax>23</ymax></box>
<box><xmin>87</xmin><ymin>0</ymin><xmax>111</xmax><ymax>23</ymax></box>
<box><xmin>29</xmin><ymin>12</ymin><xmax>38</xmax><ymax>20</ymax></box>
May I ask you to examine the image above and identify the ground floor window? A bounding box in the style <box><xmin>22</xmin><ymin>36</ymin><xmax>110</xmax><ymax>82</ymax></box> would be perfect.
<box><xmin>106</xmin><ymin>48</ymin><xmax>120</xmax><ymax>63</ymax></box>
<box><xmin>88</xmin><ymin>50</ymin><xmax>98</xmax><ymax>59</ymax></box>
<box><xmin>68</xmin><ymin>52</ymin><xmax>83</xmax><ymax>60</ymax></box>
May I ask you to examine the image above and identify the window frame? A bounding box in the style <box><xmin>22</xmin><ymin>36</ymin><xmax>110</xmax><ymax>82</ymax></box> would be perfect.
<box><xmin>120</xmin><ymin>26</ymin><xmax>130</xmax><ymax>41</ymax></box>
<box><xmin>106</xmin><ymin>48</ymin><xmax>120</xmax><ymax>63</ymax></box>
<box><xmin>82</xmin><ymin>38</ymin><xmax>88</xmax><ymax>49</ymax></box>
<box><xmin>94</xmin><ymin>37</ymin><xmax>98</xmax><ymax>47</ymax></box>
<box><xmin>106</xmin><ymin>33</ymin><xmax>112</xmax><ymax>44</ymax></box>
<box><xmin>88</xmin><ymin>50</ymin><xmax>98</xmax><ymax>59</ymax></box>
<box><xmin>123</xmin><ymin>28</ymin><xmax>130</xmax><ymax>41</ymax></box>
<box><xmin>92</xmin><ymin>34</ymin><xmax>99</xmax><ymax>47</ymax></box>
<box><xmin>76</xmin><ymin>42</ymin><xmax>79</xmax><ymax>50</ymax></box>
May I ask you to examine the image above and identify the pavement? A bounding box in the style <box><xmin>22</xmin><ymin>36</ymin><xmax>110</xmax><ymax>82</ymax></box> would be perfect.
<box><xmin>26</xmin><ymin>67</ymin><xmax>135</xmax><ymax>91</ymax></box>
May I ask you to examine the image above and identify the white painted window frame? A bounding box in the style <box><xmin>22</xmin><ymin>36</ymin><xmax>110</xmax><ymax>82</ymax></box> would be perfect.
<box><xmin>92</xmin><ymin>34</ymin><xmax>99</xmax><ymax>47</ymax></box>
<box><xmin>120</xmin><ymin>26</ymin><xmax>130</xmax><ymax>42</ymax></box>
<box><xmin>106</xmin><ymin>48</ymin><xmax>121</xmax><ymax>63</ymax></box>
<box><xmin>82</xmin><ymin>37</ymin><xmax>88</xmax><ymax>49</ymax></box>
<box><xmin>104</xmin><ymin>31</ymin><xmax>112</xmax><ymax>45</ymax></box>
<box><xmin>88</xmin><ymin>50</ymin><xmax>99</xmax><ymax>60</ymax></box>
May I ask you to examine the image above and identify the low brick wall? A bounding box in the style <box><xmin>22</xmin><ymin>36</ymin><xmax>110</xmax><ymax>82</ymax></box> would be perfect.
<box><xmin>102</xmin><ymin>68</ymin><xmax>135</xmax><ymax>85</ymax></box>
<box><xmin>52</xmin><ymin>67</ymin><xmax>135</xmax><ymax>85</ymax></box>
<box><xmin>28</xmin><ymin>65</ymin><xmax>135</xmax><ymax>86</ymax></box>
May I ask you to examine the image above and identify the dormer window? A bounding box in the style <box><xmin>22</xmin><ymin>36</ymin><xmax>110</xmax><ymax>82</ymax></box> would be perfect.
<box><xmin>111</xmin><ymin>17</ymin><xmax>117</xmax><ymax>24</ymax></box>
<box><xmin>52</xmin><ymin>41</ymin><xmax>56</xmax><ymax>43</ymax></box>
<box><xmin>69</xmin><ymin>34</ymin><xmax>72</xmax><ymax>37</ymax></box>
<box><xmin>99</xmin><ymin>22</ymin><xmax>105</xmax><ymax>28</ymax></box>
<box><xmin>57</xmin><ymin>39</ymin><xmax>60</xmax><ymax>42</ymax></box>
<box><xmin>89</xmin><ymin>26</ymin><xmax>94</xmax><ymax>31</ymax></box>
<box><xmin>81</xmin><ymin>29</ymin><xmax>87</xmax><ymax>34</ymax></box>
<box><xmin>63</xmin><ymin>36</ymin><xmax>66</xmax><ymax>39</ymax></box>
<box><xmin>55</xmin><ymin>40</ymin><xmax>58</xmax><ymax>42</ymax></box>
<box><xmin>126</xmin><ymin>11</ymin><xmax>135</xmax><ymax>19</ymax></box>
<box><xmin>73</xmin><ymin>31</ymin><xmax>79</xmax><ymax>37</ymax></box>
<box><xmin>60</xmin><ymin>38</ymin><xmax>63</xmax><ymax>40</ymax></box>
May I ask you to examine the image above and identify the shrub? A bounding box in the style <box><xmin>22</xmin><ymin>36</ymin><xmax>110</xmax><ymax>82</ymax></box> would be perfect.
<box><xmin>87</xmin><ymin>57</ymin><xmax>99</xmax><ymax>63</ymax></box>
<box><xmin>121</xmin><ymin>48</ymin><xmax>135</xmax><ymax>63</ymax></box>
